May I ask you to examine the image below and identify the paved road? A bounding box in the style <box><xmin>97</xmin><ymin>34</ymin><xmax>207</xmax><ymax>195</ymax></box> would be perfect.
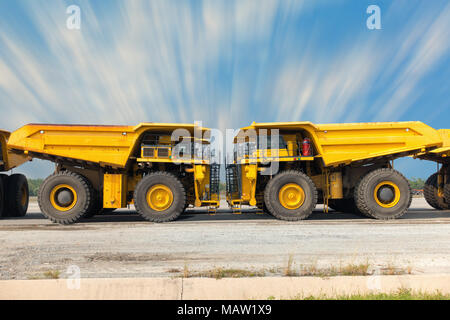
<box><xmin>0</xmin><ymin>198</ymin><xmax>449</xmax><ymax>280</ymax></box>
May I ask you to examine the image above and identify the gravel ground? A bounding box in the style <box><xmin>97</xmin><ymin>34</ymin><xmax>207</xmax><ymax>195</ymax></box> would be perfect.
<box><xmin>0</xmin><ymin>198</ymin><xmax>449</xmax><ymax>280</ymax></box>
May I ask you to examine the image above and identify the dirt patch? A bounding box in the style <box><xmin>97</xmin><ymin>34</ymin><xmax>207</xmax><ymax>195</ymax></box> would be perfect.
<box><xmin>0</xmin><ymin>225</ymin><xmax>96</xmax><ymax>231</ymax></box>
<box><xmin>85</xmin><ymin>253</ymin><xmax>176</xmax><ymax>263</ymax></box>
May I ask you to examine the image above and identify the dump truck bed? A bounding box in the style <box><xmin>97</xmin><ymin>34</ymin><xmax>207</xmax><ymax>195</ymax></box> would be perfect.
<box><xmin>239</xmin><ymin>121</ymin><xmax>444</xmax><ymax>167</ymax></box>
<box><xmin>417</xmin><ymin>129</ymin><xmax>450</xmax><ymax>163</ymax></box>
<box><xmin>5</xmin><ymin>121</ymin><xmax>447</xmax><ymax>169</ymax></box>
<box><xmin>0</xmin><ymin>129</ymin><xmax>29</xmax><ymax>171</ymax></box>
<box><xmin>7</xmin><ymin>123</ymin><xmax>209</xmax><ymax>169</ymax></box>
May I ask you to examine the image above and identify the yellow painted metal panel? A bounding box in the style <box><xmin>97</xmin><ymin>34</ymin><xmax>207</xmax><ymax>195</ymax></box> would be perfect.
<box><xmin>193</xmin><ymin>165</ymin><xmax>207</xmax><ymax>207</ymax></box>
<box><xmin>0</xmin><ymin>132</ymin><xmax>8</xmax><ymax>170</ymax></box>
<box><xmin>428</xmin><ymin>130</ymin><xmax>450</xmax><ymax>156</ymax></box>
<box><xmin>6</xmin><ymin>123</ymin><xmax>211</xmax><ymax>169</ymax></box>
<box><xmin>239</xmin><ymin>164</ymin><xmax>257</xmax><ymax>205</ymax></box>
<box><xmin>329</xmin><ymin>172</ymin><xmax>343</xmax><ymax>199</ymax></box>
<box><xmin>0</xmin><ymin>130</ymin><xmax>30</xmax><ymax>171</ymax></box>
<box><xmin>417</xmin><ymin>129</ymin><xmax>450</xmax><ymax>162</ymax></box>
<box><xmin>243</xmin><ymin>121</ymin><xmax>443</xmax><ymax>167</ymax></box>
<box><xmin>103</xmin><ymin>174</ymin><xmax>127</xmax><ymax>208</ymax></box>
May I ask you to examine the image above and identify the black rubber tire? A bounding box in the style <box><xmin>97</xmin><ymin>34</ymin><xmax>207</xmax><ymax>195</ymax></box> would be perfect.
<box><xmin>134</xmin><ymin>172</ymin><xmax>186</xmax><ymax>223</ymax></box>
<box><xmin>445</xmin><ymin>183</ymin><xmax>450</xmax><ymax>208</ymax></box>
<box><xmin>264</xmin><ymin>170</ymin><xmax>317</xmax><ymax>221</ymax></box>
<box><xmin>5</xmin><ymin>174</ymin><xmax>29</xmax><ymax>217</ymax></box>
<box><xmin>83</xmin><ymin>195</ymin><xmax>101</xmax><ymax>218</ymax></box>
<box><xmin>354</xmin><ymin>168</ymin><xmax>412</xmax><ymax>220</ymax></box>
<box><xmin>424</xmin><ymin>173</ymin><xmax>448</xmax><ymax>210</ymax></box>
<box><xmin>38</xmin><ymin>171</ymin><xmax>93</xmax><ymax>224</ymax></box>
<box><xmin>83</xmin><ymin>184</ymin><xmax>106</xmax><ymax>218</ymax></box>
<box><xmin>0</xmin><ymin>174</ymin><xmax>5</xmax><ymax>218</ymax></box>
<box><xmin>328</xmin><ymin>198</ymin><xmax>369</xmax><ymax>217</ymax></box>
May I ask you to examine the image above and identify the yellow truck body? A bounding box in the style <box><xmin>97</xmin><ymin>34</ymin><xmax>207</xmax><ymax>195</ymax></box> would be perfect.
<box><xmin>227</xmin><ymin>121</ymin><xmax>449</xmax><ymax>220</ymax></box>
<box><xmin>235</xmin><ymin>121</ymin><xmax>443</xmax><ymax>167</ymax></box>
<box><xmin>0</xmin><ymin>130</ymin><xmax>29</xmax><ymax>171</ymax></box>
<box><xmin>2</xmin><ymin>123</ymin><xmax>220</xmax><ymax>224</ymax></box>
<box><xmin>416</xmin><ymin>129</ymin><xmax>450</xmax><ymax>163</ymax></box>
<box><xmin>6</xmin><ymin>123</ymin><xmax>211</xmax><ymax>169</ymax></box>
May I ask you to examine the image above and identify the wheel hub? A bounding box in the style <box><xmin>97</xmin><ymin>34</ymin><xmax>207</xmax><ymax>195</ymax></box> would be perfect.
<box><xmin>50</xmin><ymin>184</ymin><xmax>78</xmax><ymax>212</ymax></box>
<box><xmin>279</xmin><ymin>183</ymin><xmax>305</xmax><ymax>210</ymax></box>
<box><xmin>374</xmin><ymin>181</ymin><xmax>401</xmax><ymax>208</ymax></box>
<box><xmin>147</xmin><ymin>184</ymin><xmax>174</xmax><ymax>211</ymax></box>
<box><xmin>378</xmin><ymin>187</ymin><xmax>395</xmax><ymax>203</ymax></box>
<box><xmin>57</xmin><ymin>190</ymin><xmax>74</xmax><ymax>206</ymax></box>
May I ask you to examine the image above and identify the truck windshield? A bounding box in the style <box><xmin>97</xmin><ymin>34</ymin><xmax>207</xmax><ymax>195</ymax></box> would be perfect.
<box><xmin>257</xmin><ymin>135</ymin><xmax>287</xmax><ymax>150</ymax></box>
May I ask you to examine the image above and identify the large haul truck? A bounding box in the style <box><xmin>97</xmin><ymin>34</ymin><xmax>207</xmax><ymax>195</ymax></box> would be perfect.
<box><xmin>3</xmin><ymin>123</ymin><xmax>220</xmax><ymax>224</ymax></box>
<box><xmin>226</xmin><ymin>121</ymin><xmax>449</xmax><ymax>220</ymax></box>
<box><xmin>0</xmin><ymin>130</ymin><xmax>30</xmax><ymax>218</ymax></box>
<box><xmin>416</xmin><ymin>129</ymin><xmax>450</xmax><ymax>210</ymax></box>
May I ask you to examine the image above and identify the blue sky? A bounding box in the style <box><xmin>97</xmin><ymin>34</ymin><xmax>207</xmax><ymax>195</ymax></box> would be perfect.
<box><xmin>0</xmin><ymin>0</ymin><xmax>449</xmax><ymax>179</ymax></box>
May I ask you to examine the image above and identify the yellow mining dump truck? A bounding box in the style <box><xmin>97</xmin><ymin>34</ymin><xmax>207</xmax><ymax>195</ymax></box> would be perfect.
<box><xmin>0</xmin><ymin>130</ymin><xmax>30</xmax><ymax>218</ymax></box>
<box><xmin>226</xmin><ymin>121</ymin><xmax>448</xmax><ymax>220</ymax></box>
<box><xmin>3</xmin><ymin>123</ymin><xmax>220</xmax><ymax>224</ymax></box>
<box><xmin>416</xmin><ymin>129</ymin><xmax>450</xmax><ymax>210</ymax></box>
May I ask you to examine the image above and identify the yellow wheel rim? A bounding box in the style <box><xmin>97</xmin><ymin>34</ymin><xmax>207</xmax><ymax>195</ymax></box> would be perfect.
<box><xmin>374</xmin><ymin>181</ymin><xmax>401</xmax><ymax>208</ymax></box>
<box><xmin>146</xmin><ymin>184</ymin><xmax>174</xmax><ymax>211</ymax></box>
<box><xmin>279</xmin><ymin>183</ymin><xmax>305</xmax><ymax>210</ymax></box>
<box><xmin>50</xmin><ymin>184</ymin><xmax>78</xmax><ymax>212</ymax></box>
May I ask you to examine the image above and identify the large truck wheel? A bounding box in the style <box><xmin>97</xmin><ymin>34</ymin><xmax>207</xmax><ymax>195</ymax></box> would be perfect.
<box><xmin>264</xmin><ymin>170</ymin><xmax>317</xmax><ymax>221</ymax></box>
<box><xmin>445</xmin><ymin>183</ymin><xmax>450</xmax><ymax>208</ymax></box>
<box><xmin>424</xmin><ymin>173</ymin><xmax>448</xmax><ymax>210</ymax></box>
<box><xmin>38</xmin><ymin>171</ymin><xmax>93</xmax><ymax>224</ymax></box>
<box><xmin>5</xmin><ymin>174</ymin><xmax>29</xmax><ymax>217</ymax></box>
<box><xmin>83</xmin><ymin>187</ymin><xmax>103</xmax><ymax>218</ymax></box>
<box><xmin>134</xmin><ymin>172</ymin><xmax>186</xmax><ymax>223</ymax></box>
<box><xmin>355</xmin><ymin>168</ymin><xmax>412</xmax><ymax>220</ymax></box>
<box><xmin>83</xmin><ymin>197</ymin><xmax>101</xmax><ymax>218</ymax></box>
<box><xmin>0</xmin><ymin>174</ymin><xmax>5</xmax><ymax>218</ymax></box>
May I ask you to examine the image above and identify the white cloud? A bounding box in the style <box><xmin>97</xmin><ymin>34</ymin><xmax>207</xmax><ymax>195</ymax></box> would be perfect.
<box><xmin>374</xmin><ymin>3</ymin><xmax>450</xmax><ymax>121</ymax></box>
<box><xmin>270</xmin><ymin>1</ymin><xmax>450</xmax><ymax>124</ymax></box>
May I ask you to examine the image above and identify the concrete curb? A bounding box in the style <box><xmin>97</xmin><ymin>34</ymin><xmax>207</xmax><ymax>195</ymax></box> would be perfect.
<box><xmin>1</xmin><ymin>275</ymin><xmax>449</xmax><ymax>300</ymax></box>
